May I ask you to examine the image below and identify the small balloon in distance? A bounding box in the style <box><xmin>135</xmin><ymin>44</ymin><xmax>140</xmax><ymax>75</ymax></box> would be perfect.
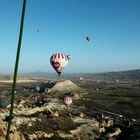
<box><xmin>86</xmin><ymin>36</ymin><xmax>90</xmax><ymax>42</ymax></box>
<box><xmin>64</xmin><ymin>96</ymin><xmax>72</xmax><ymax>107</ymax></box>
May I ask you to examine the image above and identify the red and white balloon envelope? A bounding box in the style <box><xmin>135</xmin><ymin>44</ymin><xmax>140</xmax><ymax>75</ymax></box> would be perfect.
<box><xmin>50</xmin><ymin>53</ymin><xmax>70</xmax><ymax>76</ymax></box>
<box><xmin>64</xmin><ymin>96</ymin><xmax>72</xmax><ymax>108</ymax></box>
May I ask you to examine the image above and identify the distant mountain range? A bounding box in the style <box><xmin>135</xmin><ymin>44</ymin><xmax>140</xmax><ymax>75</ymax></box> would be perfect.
<box><xmin>80</xmin><ymin>69</ymin><xmax>140</xmax><ymax>81</ymax></box>
<box><xmin>19</xmin><ymin>69</ymin><xmax>140</xmax><ymax>80</ymax></box>
<box><xmin>1</xmin><ymin>69</ymin><xmax>140</xmax><ymax>81</ymax></box>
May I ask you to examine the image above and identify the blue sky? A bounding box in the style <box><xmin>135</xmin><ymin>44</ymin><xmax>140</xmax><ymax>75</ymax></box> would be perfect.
<box><xmin>0</xmin><ymin>0</ymin><xmax>140</xmax><ymax>74</ymax></box>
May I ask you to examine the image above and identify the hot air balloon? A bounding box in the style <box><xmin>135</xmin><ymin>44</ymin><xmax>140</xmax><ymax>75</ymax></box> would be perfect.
<box><xmin>50</xmin><ymin>53</ymin><xmax>70</xmax><ymax>76</ymax></box>
<box><xmin>64</xmin><ymin>96</ymin><xmax>72</xmax><ymax>108</ymax></box>
<box><xmin>86</xmin><ymin>36</ymin><xmax>90</xmax><ymax>42</ymax></box>
<box><xmin>79</xmin><ymin>77</ymin><xmax>83</xmax><ymax>81</ymax></box>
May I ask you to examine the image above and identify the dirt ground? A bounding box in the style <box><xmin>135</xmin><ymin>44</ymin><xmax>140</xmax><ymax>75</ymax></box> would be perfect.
<box><xmin>0</xmin><ymin>78</ymin><xmax>140</xmax><ymax>140</ymax></box>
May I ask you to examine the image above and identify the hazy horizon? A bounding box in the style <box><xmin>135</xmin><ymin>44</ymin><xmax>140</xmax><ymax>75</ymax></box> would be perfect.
<box><xmin>0</xmin><ymin>68</ymin><xmax>140</xmax><ymax>76</ymax></box>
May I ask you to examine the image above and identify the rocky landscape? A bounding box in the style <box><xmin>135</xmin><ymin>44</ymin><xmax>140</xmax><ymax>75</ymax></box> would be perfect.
<box><xmin>0</xmin><ymin>70</ymin><xmax>140</xmax><ymax>140</ymax></box>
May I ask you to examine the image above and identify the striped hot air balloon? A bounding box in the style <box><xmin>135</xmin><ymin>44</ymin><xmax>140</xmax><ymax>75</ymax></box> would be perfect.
<box><xmin>50</xmin><ymin>53</ymin><xmax>70</xmax><ymax>76</ymax></box>
<box><xmin>64</xmin><ymin>96</ymin><xmax>72</xmax><ymax>107</ymax></box>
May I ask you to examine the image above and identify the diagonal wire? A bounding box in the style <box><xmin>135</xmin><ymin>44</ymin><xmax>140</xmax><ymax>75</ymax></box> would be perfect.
<box><xmin>5</xmin><ymin>0</ymin><xmax>26</xmax><ymax>139</ymax></box>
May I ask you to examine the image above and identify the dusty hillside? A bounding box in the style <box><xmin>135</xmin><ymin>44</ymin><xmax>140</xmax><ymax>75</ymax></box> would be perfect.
<box><xmin>0</xmin><ymin>78</ymin><xmax>140</xmax><ymax>140</ymax></box>
<box><xmin>47</xmin><ymin>80</ymin><xmax>82</xmax><ymax>93</ymax></box>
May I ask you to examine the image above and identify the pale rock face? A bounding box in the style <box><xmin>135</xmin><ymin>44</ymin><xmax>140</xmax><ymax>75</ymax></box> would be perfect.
<box><xmin>46</xmin><ymin>80</ymin><xmax>82</xmax><ymax>93</ymax></box>
<box><xmin>10</xmin><ymin>131</ymin><xmax>25</xmax><ymax>140</ymax></box>
<box><xmin>44</xmin><ymin>133</ymin><xmax>54</xmax><ymax>138</ymax></box>
<box><xmin>53</xmin><ymin>111</ymin><xmax>59</xmax><ymax>117</ymax></box>
<box><xmin>6</xmin><ymin>103</ymin><xmax>17</xmax><ymax>109</ymax></box>
<box><xmin>73</xmin><ymin>93</ymin><xmax>82</xmax><ymax>100</ymax></box>
<box><xmin>70</xmin><ymin>124</ymin><xmax>99</xmax><ymax>139</ymax></box>
<box><xmin>108</xmin><ymin>128</ymin><xmax>121</xmax><ymax>138</ymax></box>
<box><xmin>17</xmin><ymin>99</ymin><xmax>26</xmax><ymax>108</ymax></box>
<box><xmin>79</xmin><ymin>112</ymin><xmax>85</xmax><ymax>118</ymax></box>
<box><xmin>0</xmin><ymin>118</ymin><xmax>25</xmax><ymax>140</ymax></box>
<box><xmin>28</xmin><ymin>133</ymin><xmax>37</xmax><ymax>140</ymax></box>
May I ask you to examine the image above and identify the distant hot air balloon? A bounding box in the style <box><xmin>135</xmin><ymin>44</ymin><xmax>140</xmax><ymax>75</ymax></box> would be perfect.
<box><xmin>64</xmin><ymin>96</ymin><xmax>72</xmax><ymax>107</ymax></box>
<box><xmin>79</xmin><ymin>77</ymin><xmax>83</xmax><ymax>81</ymax></box>
<box><xmin>37</xmin><ymin>29</ymin><xmax>39</xmax><ymax>32</ymax></box>
<box><xmin>86</xmin><ymin>36</ymin><xmax>90</xmax><ymax>42</ymax></box>
<box><xmin>50</xmin><ymin>53</ymin><xmax>70</xmax><ymax>76</ymax></box>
